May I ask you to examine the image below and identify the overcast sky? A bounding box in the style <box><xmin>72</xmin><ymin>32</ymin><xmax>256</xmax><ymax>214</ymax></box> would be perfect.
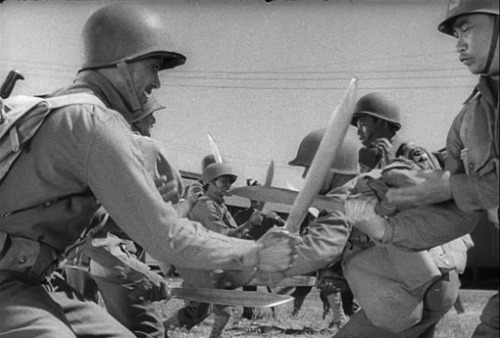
<box><xmin>0</xmin><ymin>0</ymin><xmax>477</xmax><ymax>189</ymax></box>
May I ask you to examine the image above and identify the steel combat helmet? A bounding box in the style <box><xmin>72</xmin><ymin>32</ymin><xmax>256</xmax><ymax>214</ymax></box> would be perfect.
<box><xmin>81</xmin><ymin>3</ymin><xmax>186</xmax><ymax>71</ymax></box>
<box><xmin>288</xmin><ymin>128</ymin><xmax>359</xmax><ymax>175</ymax></box>
<box><xmin>350</xmin><ymin>93</ymin><xmax>401</xmax><ymax>131</ymax></box>
<box><xmin>438</xmin><ymin>0</ymin><xmax>499</xmax><ymax>75</ymax></box>
<box><xmin>438</xmin><ymin>0</ymin><xmax>499</xmax><ymax>36</ymax></box>
<box><xmin>202</xmin><ymin>163</ymin><xmax>238</xmax><ymax>185</ymax></box>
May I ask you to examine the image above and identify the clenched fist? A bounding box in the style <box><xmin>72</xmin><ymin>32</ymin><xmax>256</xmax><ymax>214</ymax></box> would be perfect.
<box><xmin>252</xmin><ymin>227</ymin><xmax>301</xmax><ymax>272</ymax></box>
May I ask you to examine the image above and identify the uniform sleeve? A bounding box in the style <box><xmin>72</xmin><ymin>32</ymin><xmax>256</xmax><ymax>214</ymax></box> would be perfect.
<box><xmin>284</xmin><ymin>200</ymin><xmax>351</xmax><ymax>277</ymax></box>
<box><xmin>190</xmin><ymin>201</ymin><xmax>233</xmax><ymax>236</ymax></box>
<box><xmin>84</xmin><ymin>114</ymin><xmax>257</xmax><ymax>271</ymax></box>
<box><xmin>383</xmin><ymin>201</ymin><xmax>481</xmax><ymax>250</ymax></box>
<box><xmin>446</xmin><ymin>111</ymin><xmax>499</xmax><ymax>211</ymax></box>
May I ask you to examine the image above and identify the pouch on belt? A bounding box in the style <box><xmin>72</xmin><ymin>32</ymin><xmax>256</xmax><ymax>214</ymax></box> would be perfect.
<box><xmin>0</xmin><ymin>232</ymin><xmax>58</xmax><ymax>282</ymax></box>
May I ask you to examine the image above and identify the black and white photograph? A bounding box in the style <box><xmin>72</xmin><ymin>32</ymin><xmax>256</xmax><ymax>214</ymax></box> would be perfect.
<box><xmin>0</xmin><ymin>0</ymin><xmax>498</xmax><ymax>337</ymax></box>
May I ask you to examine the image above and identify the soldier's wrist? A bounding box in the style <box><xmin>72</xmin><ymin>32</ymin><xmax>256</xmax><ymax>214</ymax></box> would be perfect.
<box><xmin>240</xmin><ymin>243</ymin><xmax>260</xmax><ymax>268</ymax></box>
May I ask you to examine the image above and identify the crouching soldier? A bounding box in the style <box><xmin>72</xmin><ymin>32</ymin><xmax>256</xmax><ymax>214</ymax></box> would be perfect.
<box><xmin>0</xmin><ymin>4</ymin><xmax>298</xmax><ymax>337</ymax></box>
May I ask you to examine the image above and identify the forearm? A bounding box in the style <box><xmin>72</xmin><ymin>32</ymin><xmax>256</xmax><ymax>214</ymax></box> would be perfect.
<box><xmin>382</xmin><ymin>201</ymin><xmax>481</xmax><ymax>250</ymax></box>
<box><xmin>285</xmin><ymin>211</ymin><xmax>351</xmax><ymax>277</ymax></box>
<box><xmin>450</xmin><ymin>171</ymin><xmax>499</xmax><ymax>212</ymax></box>
<box><xmin>88</xmin><ymin>127</ymin><xmax>257</xmax><ymax>271</ymax></box>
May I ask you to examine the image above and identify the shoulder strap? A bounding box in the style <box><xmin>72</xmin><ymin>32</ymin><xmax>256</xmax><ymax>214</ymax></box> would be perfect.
<box><xmin>44</xmin><ymin>92</ymin><xmax>105</xmax><ymax>110</ymax></box>
<box><xmin>0</xmin><ymin>93</ymin><xmax>105</xmax><ymax>183</ymax></box>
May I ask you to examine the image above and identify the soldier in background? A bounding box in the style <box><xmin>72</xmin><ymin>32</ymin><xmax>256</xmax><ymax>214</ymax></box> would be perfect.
<box><xmin>165</xmin><ymin>162</ymin><xmax>263</xmax><ymax>338</ymax></box>
<box><xmin>287</xmin><ymin>128</ymin><xmax>359</xmax><ymax>327</ymax></box>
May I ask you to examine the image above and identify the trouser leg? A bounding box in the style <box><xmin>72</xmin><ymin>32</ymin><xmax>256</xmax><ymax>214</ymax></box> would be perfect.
<box><xmin>210</xmin><ymin>305</ymin><xmax>232</xmax><ymax>338</ymax></box>
<box><xmin>64</xmin><ymin>266</ymin><xmax>99</xmax><ymax>303</ymax></box>
<box><xmin>320</xmin><ymin>290</ymin><xmax>331</xmax><ymax>319</ymax></box>
<box><xmin>336</xmin><ymin>271</ymin><xmax>459</xmax><ymax>338</ymax></box>
<box><xmin>164</xmin><ymin>301</ymin><xmax>211</xmax><ymax>331</ymax></box>
<box><xmin>400</xmin><ymin>271</ymin><xmax>459</xmax><ymax>338</ymax></box>
<box><xmin>87</xmin><ymin>238</ymin><xmax>165</xmax><ymax>338</ymax></box>
<box><xmin>291</xmin><ymin>286</ymin><xmax>312</xmax><ymax>316</ymax></box>
<box><xmin>0</xmin><ymin>274</ymin><xmax>134</xmax><ymax>338</ymax></box>
<box><xmin>341</xmin><ymin>288</ymin><xmax>356</xmax><ymax>316</ymax></box>
<box><xmin>471</xmin><ymin>293</ymin><xmax>499</xmax><ymax>338</ymax></box>
<box><xmin>91</xmin><ymin>273</ymin><xmax>165</xmax><ymax>338</ymax></box>
<box><xmin>242</xmin><ymin>285</ymin><xmax>257</xmax><ymax>319</ymax></box>
<box><xmin>334</xmin><ymin>309</ymin><xmax>400</xmax><ymax>338</ymax></box>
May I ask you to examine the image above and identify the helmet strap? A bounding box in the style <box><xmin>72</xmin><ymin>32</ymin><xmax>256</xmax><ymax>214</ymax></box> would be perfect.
<box><xmin>483</xmin><ymin>15</ymin><xmax>499</xmax><ymax>75</ymax></box>
<box><xmin>116</xmin><ymin>61</ymin><xmax>144</xmax><ymax>119</ymax></box>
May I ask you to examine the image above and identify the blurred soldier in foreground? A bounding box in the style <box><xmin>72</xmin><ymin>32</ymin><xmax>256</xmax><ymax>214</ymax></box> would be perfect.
<box><xmin>64</xmin><ymin>97</ymin><xmax>187</xmax><ymax>337</ymax></box>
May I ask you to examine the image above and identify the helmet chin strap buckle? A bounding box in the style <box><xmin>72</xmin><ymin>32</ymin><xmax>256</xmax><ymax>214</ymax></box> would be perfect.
<box><xmin>116</xmin><ymin>61</ymin><xmax>144</xmax><ymax>121</ymax></box>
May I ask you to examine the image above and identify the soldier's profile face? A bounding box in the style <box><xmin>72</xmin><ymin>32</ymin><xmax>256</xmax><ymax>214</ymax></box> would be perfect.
<box><xmin>214</xmin><ymin>176</ymin><xmax>234</xmax><ymax>192</ymax></box>
<box><xmin>452</xmin><ymin>14</ymin><xmax>499</xmax><ymax>76</ymax></box>
<box><xmin>356</xmin><ymin>115</ymin><xmax>379</xmax><ymax>146</ymax></box>
<box><xmin>128</xmin><ymin>57</ymin><xmax>163</xmax><ymax>105</ymax></box>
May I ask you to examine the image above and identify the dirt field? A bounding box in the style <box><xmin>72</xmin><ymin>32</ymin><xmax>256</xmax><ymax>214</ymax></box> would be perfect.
<box><xmin>158</xmin><ymin>288</ymin><xmax>496</xmax><ymax>338</ymax></box>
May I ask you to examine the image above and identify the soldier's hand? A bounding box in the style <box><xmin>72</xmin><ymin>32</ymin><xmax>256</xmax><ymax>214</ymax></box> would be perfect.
<box><xmin>385</xmin><ymin>170</ymin><xmax>452</xmax><ymax>208</ymax></box>
<box><xmin>248</xmin><ymin>210</ymin><xmax>263</xmax><ymax>226</ymax></box>
<box><xmin>155</xmin><ymin>175</ymin><xmax>180</xmax><ymax>203</ymax></box>
<box><xmin>373</xmin><ymin>138</ymin><xmax>393</xmax><ymax>155</ymax></box>
<box><xmin>185</xmin><ymin>181</ymin><xmax>204</xmax><ymax>202</ymax></box>
<box><xmin>345</xmin><ymin>193</ymin><xmax>387</xmax><ymax>240</ymax></box>
<box><xmin>253</xmin><ymin>227</ymin><xmax>301</xmax><ymax>272</ymax></box>
<box><xmin>128</xmin><ymin>276</ymin><xmax>171</xmax><ymax>302</ymax></box>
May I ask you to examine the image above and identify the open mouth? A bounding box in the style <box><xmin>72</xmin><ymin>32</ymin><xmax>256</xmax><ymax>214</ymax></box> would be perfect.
<box><xmin>460</xmin><ymin>57</ymin><xmax>473</xmax><ymax>66</ymax></box>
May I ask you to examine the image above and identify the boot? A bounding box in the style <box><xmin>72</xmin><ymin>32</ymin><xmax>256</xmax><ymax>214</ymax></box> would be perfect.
<box><xmin>209</xmin><ymin>305</ymin><xmax>232</xmax><ymax>338</ymax></box>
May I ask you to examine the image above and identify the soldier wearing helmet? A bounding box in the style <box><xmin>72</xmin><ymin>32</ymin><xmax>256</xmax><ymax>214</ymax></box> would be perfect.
<box><xmin>165</xmin><ymin>161</ymin><xmax>263</xmax><ymax>338</ymax></box>
<box><xmin>130</xmin><ymin>95</ymin><xmax>165</xmax><ymax>137</ymax></box>
<box><xmin>63</xmin><ymin>95</ymin><xmax>185</xmax><ymax>337</ymax></box>
<box><xmin>289</xmin><ymin>128</ymin><xmax>359</xmax><ymax>185</ymax></box>
<box><xmin>351</xmin><ymin>92</ymin><xmax>405</xmax><ymax>172</ymax></box>
<box><xmin>287</xmin><ymin>129</ymin><xmax>359</xmax><ymax>327</ymax></box>
<box><xmin>0</xmin><ymin>4</ymin><xmax>297</xmax><ymax>337</ymax></box>
<box><xmin>345</xmin><ymin>1</ymin><xmax>498</xmax><ymax>337</ymax></box>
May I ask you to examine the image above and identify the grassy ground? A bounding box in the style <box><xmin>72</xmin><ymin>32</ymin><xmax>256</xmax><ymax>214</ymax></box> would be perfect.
<box><xmin>157</xmin><ymin>288</ymin><xmax>496</xmax><ymax>338</ymax></box>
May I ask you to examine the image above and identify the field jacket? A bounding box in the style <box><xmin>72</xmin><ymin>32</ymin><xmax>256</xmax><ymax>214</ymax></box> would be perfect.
<box><xmin>0</xmin><ymin>71</ymin><xmax>257</xmax><ymax>282</ymax></box>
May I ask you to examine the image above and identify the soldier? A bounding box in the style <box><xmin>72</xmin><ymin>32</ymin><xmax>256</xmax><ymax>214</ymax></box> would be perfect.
<box><xmin>346</xmin><ymin>1</ymin><xmax>498</xmax><ymax>336</ymax></box>
<box><xmin>0</xmin><ymin>4</ymin><xmax>297</xmax><ymax>337</ymax></box>
<box><xmin>287</xmin><ymin>128</ymin><xmax>359</xmax><ymax>325</ymax></box>
<box><xmin>164</xmin><ymin>162</ymin><xmax>262</xmax><ymax>338</ymax></box>
<box><xmin>351</xmin><ymin>92</ymin><xmax>403</xmax><ymax>173</ymax></box>
<box><xmin>69</xmin><ymin>97</ymin><xmax>184</xmax><ymax>338</ymax></box>
<box><xmin>247</xmin><ymin>121</ymin><xmax>469</xmax><ymax>336</ymax></box>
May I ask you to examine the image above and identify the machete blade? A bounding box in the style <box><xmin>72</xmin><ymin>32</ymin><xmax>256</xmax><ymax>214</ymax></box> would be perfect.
<box><xmin>256</xmin><ymin>160</ymin><xmax>275</xmax><ymax>211</ymax></box>
<box><xmin>169</xmin><ymin>287</ymin><xmax>293</xmax><ymax>307</ymax></box>
<box><xmin>229</xmin><ymin>185</ymin><xmax>337</xmax><ymax>212</ymax></box>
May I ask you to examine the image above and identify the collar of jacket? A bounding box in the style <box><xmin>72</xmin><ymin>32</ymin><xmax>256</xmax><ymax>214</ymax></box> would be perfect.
<box><xmin>464</xmin><ymin>76</ymin><xmax>498</xmax><ymax>107</ymax></box>
<box><xmin>52</xmin><ymin>70</ymin><xmax>136</xmax><ymax>123</ymax></box>
<box><xmin>203</xmin><ymin>188</ymin><xmax>225</xmax><ymax>204</ymax></box>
